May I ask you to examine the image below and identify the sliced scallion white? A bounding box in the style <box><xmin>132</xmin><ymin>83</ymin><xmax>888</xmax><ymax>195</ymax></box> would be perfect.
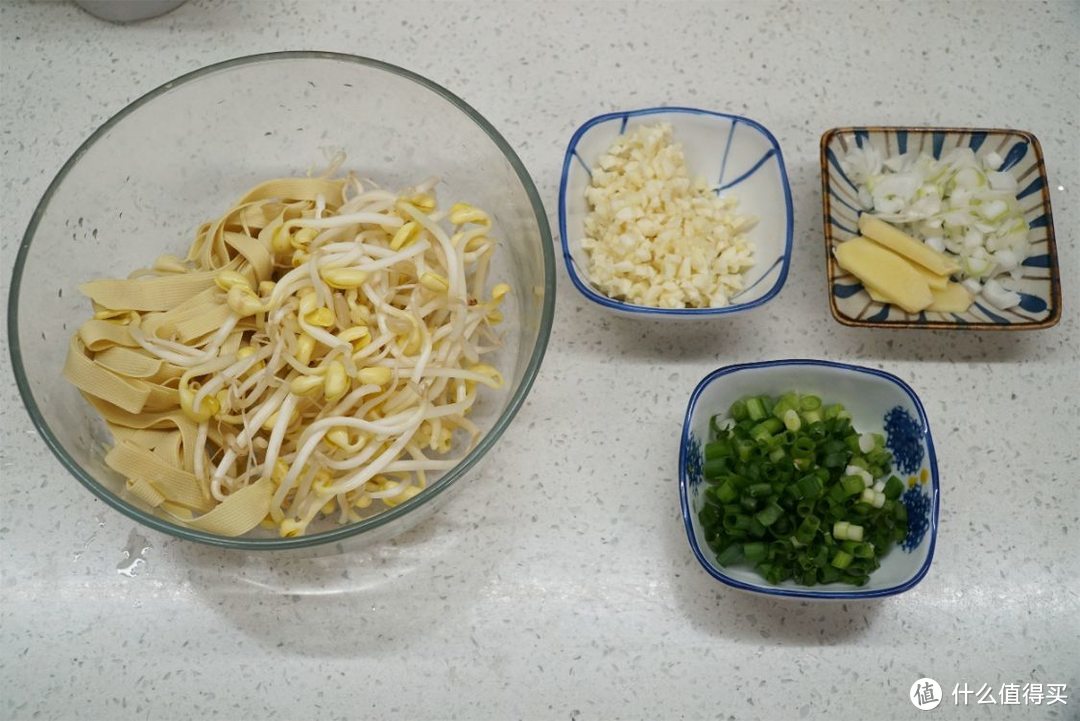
<box><xmin>841</xmin><ymin>146</ymin><xmax>1034</xmax><ymax>302</ymax></box>
<box><xmin>981</xmin><ymin>278</ymin><xmax>1021</xmax><ymax>310</ymax></box>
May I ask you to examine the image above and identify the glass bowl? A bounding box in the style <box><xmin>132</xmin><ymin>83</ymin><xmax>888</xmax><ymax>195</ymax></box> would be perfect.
<box><xmin>8</xmin><ymin>52</ymin><xmax>555</xmax><ymax>549</ymax></box>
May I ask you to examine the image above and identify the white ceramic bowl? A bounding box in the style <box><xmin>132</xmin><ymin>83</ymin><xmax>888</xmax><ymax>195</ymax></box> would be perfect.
<box><xmin>75</xmin><ymin>0</ymin><xmax>187</xmax><ymax>22</ymax></box>
<box><xmin>679</xmin><ymin>360</ymin><xmax>940</xmax><ymax>600</ymax></box>
<box><xmin>558</xmin><ymin>107</ymin><xmax>793</xmax><ymax>318</ymax></box>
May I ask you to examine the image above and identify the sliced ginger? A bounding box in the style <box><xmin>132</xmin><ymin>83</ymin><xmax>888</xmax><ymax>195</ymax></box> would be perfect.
<box><xmin>835</xmin><ymin>237</ymin><xmax>933</xmax><ymax>313</ymax></box>
<box><xmin>838</xmin><ymin>216</ymin><xmax>972</xmax><ymax>315</ymax></box>
<box><xmin>858</xmin><ymin>214</ymin><xmax>960</xmax><ymax>276</ymax></box>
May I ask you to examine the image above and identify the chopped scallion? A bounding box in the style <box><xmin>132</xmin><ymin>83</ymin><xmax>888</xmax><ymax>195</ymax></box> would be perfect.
<box><xmin>697</xmin><ymin>392</ymin><xmax>906</xmax><ymax>587</ymax></box>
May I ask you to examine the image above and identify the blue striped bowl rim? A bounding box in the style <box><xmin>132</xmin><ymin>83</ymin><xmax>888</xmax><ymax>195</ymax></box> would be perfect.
<box><xmin>819</xmin><ymin>126</ymin><xmax>1061</xmax><ymax>330</ymax></box>
<box><xmin>558</xmin><ymin>106</ymin><xmax>794</xmax><ymax>316</ymax></box>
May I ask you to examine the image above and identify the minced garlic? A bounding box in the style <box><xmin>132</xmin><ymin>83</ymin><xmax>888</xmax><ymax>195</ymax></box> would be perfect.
<box><xmin>580</xmin><ymin>123</ymin><xmax>756</xmax><ymax>309</ymax></box>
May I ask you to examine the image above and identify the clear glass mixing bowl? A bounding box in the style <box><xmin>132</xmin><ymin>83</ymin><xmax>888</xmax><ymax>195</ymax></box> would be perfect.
<box><xmin>8</xmin><ymin>52</ymin><xmax>555</xmax><ymax>549</ymax></box>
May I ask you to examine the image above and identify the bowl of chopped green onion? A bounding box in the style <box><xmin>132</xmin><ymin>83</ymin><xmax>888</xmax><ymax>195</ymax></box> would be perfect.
<box><xmin>679</xmin><ymin>360</ymin><xmax>939</xmax><ymax>599</ymax></box>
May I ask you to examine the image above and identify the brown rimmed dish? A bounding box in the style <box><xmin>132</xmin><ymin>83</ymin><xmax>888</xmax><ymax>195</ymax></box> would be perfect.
<box><xmin>820</xmin><ymin>126</ymin><xmax>1061</xmax><ymax>330</ymax></box>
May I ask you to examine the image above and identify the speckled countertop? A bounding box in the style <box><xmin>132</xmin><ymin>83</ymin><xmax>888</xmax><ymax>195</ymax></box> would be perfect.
<box><xmin>1</xmin><ymin>2</ymin><xmax>1078</xmax><ymax>720</ymax></box>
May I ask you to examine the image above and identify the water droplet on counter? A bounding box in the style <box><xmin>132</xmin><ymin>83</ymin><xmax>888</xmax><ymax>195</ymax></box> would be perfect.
<box><xmin>74</xmin><ymin>516</ymin><xmax>106</xmax><ymax>561</ymax></box>
<box><xmin>117</xmin><ymin>529</ymin><xmax>152</xmax><ymax>577</ymax></box>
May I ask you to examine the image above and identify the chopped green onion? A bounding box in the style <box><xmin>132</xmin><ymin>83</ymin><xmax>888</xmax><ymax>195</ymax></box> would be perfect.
<box><xmin>698</xmin><ymin>504</ymin><xmax>719</xmax><ymax>528</ymax></box>
<box><xmin>715</xmin><ymin>481</ymin><xmax>738</xmax><ymax>504</ymax></box>
<box><xmin>746</xmin><ymin>482</ymin><xmax>773</xmax><ymax>498</ymax></box>
<box><xmin>703</xmin><ymin>457</ymin><xmax>729</xmax><ymax>480</ymax></box>
<box><xmin>755</xmin><ymin>502</ymin><xmax>784</xmax><ymax>527</ymax></box>
<box><xmin>747</xmin><ymin>518</ymin><xmax>767</xmax><ymax>538</ymax></box>
<box><xmin>730</xmin><ymin>399</ymin><xmax>748</xmax><ymax>421</ymax></box>
<box><xmin>723</xmin><ymin>512</ymin><xmax>750</xmax><ymax>531</ymax></box>
<box><xmin>697</xmin><ymin>392</ymin><xmax>908</xmax><ymax>587</ymax></box>
<box><xmin>782</xmin><ymin>409</ymin><xmax>802</xmax><ymax>431</ymax></box>
<box><xmin>840</xmin><ymin>475</ymin><xmax>866</xmax><ymax>496</ymax></box>
<box><xmin>791</xmin><ymin>437</ymin><xmax>815</xmax><ymax>459</ymax></box>
<box><xmin>850</xmin><ymin>541</ymin><xmax>875</xmax><ymax>559</ymax></box>
<box><xmin>795</xmin><ymin>515</ymin><xmax>820</xmax><ymax>545</ymax></box>
<box><xmin>705</xmin><ymin>440</ymin><xmax>731</xmax><ymax>460</ymax></box>
<box><xmin>807</xmin><ymin>422</ymin><xmax>827</xmax><ymax>441</ymax></box>
<box><xmin>745</xmin><ymin>397</ymin><xmax>767</xmax><ymax>421</ymax></box>
<box><xmin>771</xmin><ymin>516</ymin><xmax>793</xmax><ymax>536</ymax></box>
<box><xmin>795</xmin><ymin>474</ymin><xmax>824</xmax><ymax>499</ymax></box>
<box><xmin>822</xmin><ymin>452</ymin><xmax>847</xmax><ymax>469</ymax></box>
<box><xmin>828</xmin><ymin>481</ymin><xmax>848</xmax><ymax>504</ymax></box>
<box><xmin>716</xmin><ymin>543</ymin><xmax>742</xmax><ymax>566</ymax></box>
<box><xmin>883</xmin><ymin>475</ymin><xmax>904</xmax><ymax>500</ymax></box>
<box><xmin>830</xmin><ymin>550</ymin><xmax>853</xmax><ymax>569</ymax></box>
<box><xmin>814</xmin><ymin>567</ymin><xmax>834</xmax><ymax>584</ymax></box>
<box><xmin>761</xmin><ymin>418</ymin><xmax>784</xmax><ymax>434</ymax></box>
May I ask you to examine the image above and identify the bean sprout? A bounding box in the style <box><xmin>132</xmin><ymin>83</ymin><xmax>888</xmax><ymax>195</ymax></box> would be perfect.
<box><xmin>63</xmin><ymin>171</ymin><xmax>508</xmax><ymax>537</ymax></box>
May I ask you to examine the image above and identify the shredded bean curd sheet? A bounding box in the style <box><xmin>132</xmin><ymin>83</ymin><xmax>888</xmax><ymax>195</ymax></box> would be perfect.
<box><xmin>64</xmin><ymin>169</ymin><xmax>509</xmax><ymax>538</ymax></box>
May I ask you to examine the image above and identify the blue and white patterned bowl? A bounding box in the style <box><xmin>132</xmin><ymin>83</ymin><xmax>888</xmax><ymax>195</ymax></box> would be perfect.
<box><xmin>679</xmin><ymin>360</ymin><xmax>940</xmax><ymax>600</ymax></box>
<box><xmin>558</xmin><ymin>107</ymin><xmax>793</xmax><ymax>318</ymax></box>
<box><xmin>820</xmin><ymin>127</ymin><xmax>1061</xmax><ymax>330</ymax></box>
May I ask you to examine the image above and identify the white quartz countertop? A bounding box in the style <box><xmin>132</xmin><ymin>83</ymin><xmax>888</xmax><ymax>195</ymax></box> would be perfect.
<box><xmin>2</xmin><ymin>2</ymin><xmax>1078</xmax><ymax>719</ymax></box>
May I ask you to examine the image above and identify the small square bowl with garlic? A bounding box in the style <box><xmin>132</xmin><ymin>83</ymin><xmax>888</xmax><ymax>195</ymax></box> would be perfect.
<box><xmin>820</xmin><ymin>126</ymin><xmax>1061</xmax><ymax>330</ymax></box>
<box><xmin>558</xmin><ymin>107</ymin><xmax>793</xmax><ymax>318</ymax></box>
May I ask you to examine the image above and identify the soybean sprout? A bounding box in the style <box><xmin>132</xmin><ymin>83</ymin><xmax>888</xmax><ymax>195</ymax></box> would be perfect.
<box><xmin>64</xmin><ymin>171</ymin><xmax>509</xmax><ymax>537</ymax></box>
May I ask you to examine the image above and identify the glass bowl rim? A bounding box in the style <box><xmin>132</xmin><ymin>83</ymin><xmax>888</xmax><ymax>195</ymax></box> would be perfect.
<box><xmin>7</xmin><ymin>50</ymin><xmax>556</xmax><ymax>550</ymax></box>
